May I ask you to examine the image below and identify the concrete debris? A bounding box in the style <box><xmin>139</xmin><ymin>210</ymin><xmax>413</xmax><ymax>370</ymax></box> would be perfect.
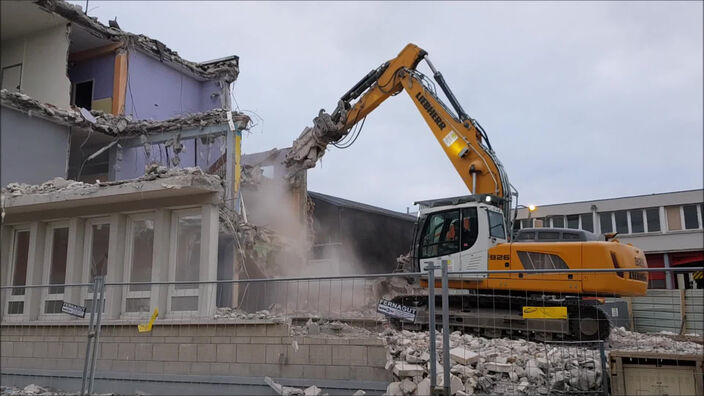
<box><xmin>379</xmin><ymin>324</ymin><xmax>704</xmax><ymax>395</ymax></box>
<box><xmin>2</xmin><ymin>167</ymin><xmax>219</xmax><ymax>198</ymax></box>
<box><xmin>484</xmin><ymin>362</ymin><xmax>512</xmax><ymax>373</ymax></box>
<box><xmin>241</xmin><ymin>164</ymin><xmax>265</xmax><ymax>187</ymax></box>
<box><xmin>352</xmin><ymin>391</ymin><xmax>366</xmax><ymax>396</ymax></box>
<box><xmin>290</xmin><ymin>320</ymin><xmax>373</xmax><ymax>338</ymax></box>
<box><xmin>399</xmin><ymin>378</ymin><xmax>417</xmax><ymax>395</ymax></box>
<box><xmin>609</xmin><ymin>326</ymin><xmax>704</xmax><ymax>354</ymax></box>
<box><xmin>415</xmin><ymin>378</ymin><xmax>431</xmax><ymax>396</ymax></box>
<box><xmin>303</xmin><ymin>385</ymin><xmax>323</xmax><ymax>396</ymax></box>
<box><xmin>264</xmin><ymin>376</ymin><xmax>303</xmax><ymax>396</ymax></box>
<box><xmin>0</xmin><ymin>384</ymin><xmax>82</xmax><ymax>395</ymax></box>
<box><xmin>372</xmin><ymin>277</ymin><xmax>424</xmax><ymax>302</ymax></box>
<box><xmin>214</xmin><ymin>307</ymin><xmax>285</xmax><ymax>323</ymax></box>
<box><xmin>393</xmin><ymin>363</ymin><xmax>425</xmax><ymax>378</ymax></box>
<box><xmin>437</xmin><ymin>374</ymin><xmax>465</xmax><ymax>395</ymax></box>
<box><xmin>386</xmin><ymin>382</ymin><xmax>403</xmax><ymax>396</ymax></box>
<box><xmin>449</xmin><ymin>347</ymin><xmax>479</xmax><ymax>365</ymax></box>
<box><xmin>2</xmin><ymin>90</ymin><xmax>249</xmax><ymax>139</ymax></box>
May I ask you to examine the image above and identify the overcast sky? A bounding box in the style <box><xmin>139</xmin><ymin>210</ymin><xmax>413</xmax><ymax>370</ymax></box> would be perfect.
<box><xmin>77</xmin><ymin>1</ymin><xmax>703</xmax><ymax>212</ymax></box>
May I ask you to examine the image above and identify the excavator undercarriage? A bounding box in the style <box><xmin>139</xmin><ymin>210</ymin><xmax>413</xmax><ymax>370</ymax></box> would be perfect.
<box><xmin>390</xmin><ymin>292</ymin><xmax>611</xmax><ymax>341</ymax></box>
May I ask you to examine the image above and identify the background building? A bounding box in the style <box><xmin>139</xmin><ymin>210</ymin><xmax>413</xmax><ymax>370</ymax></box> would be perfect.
<box><xmin>515</xmin><ymin>189</ymin><xmax>704</xmax><ymax>289</ymax></box>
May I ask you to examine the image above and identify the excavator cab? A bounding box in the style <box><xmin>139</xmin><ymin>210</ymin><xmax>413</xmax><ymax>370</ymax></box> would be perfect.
<box><xmin>415</xmin><ymin>195</ymin><xmax>508</xmax><ymax>280</ymax></box>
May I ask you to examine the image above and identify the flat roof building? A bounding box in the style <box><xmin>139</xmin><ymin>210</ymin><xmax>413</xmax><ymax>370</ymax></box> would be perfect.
<box><xmin>515</xmin><ymin>189</ymin><xmax>704</xmax><ymax>289</ymax></box>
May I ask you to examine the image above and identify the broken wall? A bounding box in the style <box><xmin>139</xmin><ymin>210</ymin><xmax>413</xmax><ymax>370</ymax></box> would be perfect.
<box><xmin>67</xmin><ymin>53</ymin><xmax>115</xmax><ymax>113</ymax></box>
<box><xmin>113</xmin><ymin>50</ymin><xmax>228</xmax><ymax>180</ymax></box>
<box><xmin>1</xmin><ymin>24</ymin><xmax>71</xmax><ymax>109</ymax></box>
<box><xmin>123</xmin><ymin>50</ymin><xmax>221</xmax><ymax>120</ymax></box>
<box><xmin>115</xmin><ymin>136</ymin><xmax>226</xmax><ymax>180</ymax></box>
<box><xmin>0</xmin><ymin>107</ymin><xmax>70</xmax><ymax>186</ymax></box>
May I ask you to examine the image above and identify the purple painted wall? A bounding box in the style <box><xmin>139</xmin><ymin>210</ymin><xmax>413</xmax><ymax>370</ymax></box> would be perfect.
<box><xmin>115</xmin><ymin>138</ymin><xmax>225</xmax><ymax>180</ymax></box>
<box><xmin>114</xmin><ymin>50</ymin><xmax>225</xmax><ymax>180</ymax></box>
<box><xmin>123</xmin><ymin>50</ymin><xmax>220</xmax><ymax>121</ymax></box>
<box><xmin>68</xmin><ymin>53</ymin><xmax>115</xmax><ymax>100</ymax></box>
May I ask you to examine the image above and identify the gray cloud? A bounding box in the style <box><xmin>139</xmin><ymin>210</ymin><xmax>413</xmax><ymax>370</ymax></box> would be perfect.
<box><xmin>78</xmin><ymin>1</ymin><xmax>702</xmax><ymax>211</ymax></box>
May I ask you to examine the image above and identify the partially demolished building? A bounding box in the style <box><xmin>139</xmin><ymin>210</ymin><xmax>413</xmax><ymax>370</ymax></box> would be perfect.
<box><xmin>1</xmin><ymin>0</ymin><xmax>415</xmax><ymax>323</ymax></box>
<box><xmin>1</xmin><ymin>0</ymin><xmax>252</xmax><ymax>320</ymax></box>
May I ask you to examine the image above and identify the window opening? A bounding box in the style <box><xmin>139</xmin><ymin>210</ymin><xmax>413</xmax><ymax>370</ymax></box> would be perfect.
<box><xmin>567</xmin><ymin>215</ymin><xmax>579</xmax><ymax>229</ymax></box>
<box><xmin>599</xmin><ymin>212</ymin><xmax>613</xmax><ymax>233</ymax></box>
<box><xmin>615</xmin><ymin>210</ymin><xmax>628</xmax><ymax>234</ymax></box>
<box><xmin>45</xmin><ymin>226</ymin><xmax>69</xmax><ymax>314</ymax></box>
<box><xmin>1</xmin><ymin>64</ymin><xmax>22</xmax><ymax>92</ymax></box>
<box><xmin>645</xmin><ymin>207</ymin><xmax>660</xmax><ymax>232</ymax></box>
<box><xmin>487</xmin><ymin>210</ymin><xmax>506</xmax><ymax>239</ymax></box>
<box><xmin>73</xmin><ymin>80</ymin><xmax>93</xmax><ymax>110</ymax></box>
<box><xmin>461</xmin><ymin>208</ymin><xmax>479</xmax><ymax>251</ymax></box>
<box><xmin>580</xmin><ymin>214</ymin><xmax>594</xmax><ymax>232</ymax></box>
<box><xmin>125</xmin><ymin>217</ymin><xmax>154</xmax><ymax>314</ymax></box>
<box><xmin>420</xmin><ymin>210</ymin><xmax>460</xmax><ymax>258</ymax></box>
<box><xmin>630</xmin><ymin>210</ymin><xmax>644</xmax><ymax>233</ymax></box>
<box><xmin>683</xmin><ymin>205</ymin><xmax>699</xmax><ymax>229</ymax></box>
<box><xmin>169</xmin><ymin>211</ymin><xmax>202</xmax><ymax>313</ymax></box>
<box><xmin>11</xmin><ymin>231</ymin><xmax>30</xmax><ymax>296</ymax></box>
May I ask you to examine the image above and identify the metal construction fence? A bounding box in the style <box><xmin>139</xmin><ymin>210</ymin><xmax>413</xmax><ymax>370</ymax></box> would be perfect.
<box><xmin>1</xmin><ymin>266</ymin><xmax>702</xmax><ymax>395</ymax></box>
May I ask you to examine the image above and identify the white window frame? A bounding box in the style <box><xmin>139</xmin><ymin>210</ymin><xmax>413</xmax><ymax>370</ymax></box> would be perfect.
<box><xmin>81</xmin><ymin>217</ymin><xmax>112</xmax><ymax>315</ymax></box>
<box><xmin>681</xmin><ymin>204</ymin><xmax>703</xmax><ymax>230</ymax></box>
<box><xmin>4</xmin><ymin>225</ymin><xmax>31</xmax><ymax>320</ymax></box>
<box><xmin>40</xmin><ymin>221</ymin><xmax>71</xmax><ymax>320</ymax></box>
<box><xmin>167</xmin><ymin>208</ymin><xmax>202</xmax><ymax>316</ymax></box>
<box><xmin>121</xmin><ymin>213</ymin><xmax>156</xmax><ymax>318</ymax></box>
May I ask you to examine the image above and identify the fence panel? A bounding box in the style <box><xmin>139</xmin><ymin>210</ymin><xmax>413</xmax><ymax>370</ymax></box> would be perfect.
<box><xmin>1</xmin><ymin>267</ymin><xmax>702</xmax><ymax>395</ymax></box>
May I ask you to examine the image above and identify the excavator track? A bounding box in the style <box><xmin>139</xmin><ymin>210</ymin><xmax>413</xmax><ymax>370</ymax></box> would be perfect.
<box><xmin>390</xmin><ymin>293</ymin><xmax>611</xmax><ymax>342</ymax></box>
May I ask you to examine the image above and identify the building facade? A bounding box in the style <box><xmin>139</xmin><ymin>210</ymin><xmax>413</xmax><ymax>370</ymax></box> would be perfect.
<box><xmin>515</xmin><ymin>189</ymin><xmax>704</xmax><ymax>289</ymax></box>
<box><xmin>1</xmin><ymin>0</ymin><xmax>241</xmax><ymax>187</ymax></box>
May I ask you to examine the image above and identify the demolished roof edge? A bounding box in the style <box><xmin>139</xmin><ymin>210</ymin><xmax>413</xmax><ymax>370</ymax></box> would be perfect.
<box><xmin>35</xmin><ymin>0</ymin><xmax>239</xmax><ymax>83</ymax></box>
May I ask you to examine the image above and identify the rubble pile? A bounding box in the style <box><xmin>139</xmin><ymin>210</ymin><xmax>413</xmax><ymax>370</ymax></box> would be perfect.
<box><xmin>1</xmin><ymin>384</ymin><xmax>72</xmax><ymax>396</ymax></box>
<box><xmin>214</xmin><ymin>307</ymin><xmax>285</xmax><ymax>323</ymax></box>
<box><xmin>608</xmin><ymin>326</ymin><xmax>704</xmax><ymax>354</ymax></box>
<box><xmin>290</xmin><ymin>319</ymin><xmax>374</xmax><ymax>338</ymax></box>
<box><xmin>380</xmin><ymin>326</ymin><xmax>704</xmax><ymax>395</ymax></box>
<box><xmin>381</xmin><ymin>328</ymin><xmax>604</xmax><ymax>395</ymax></box>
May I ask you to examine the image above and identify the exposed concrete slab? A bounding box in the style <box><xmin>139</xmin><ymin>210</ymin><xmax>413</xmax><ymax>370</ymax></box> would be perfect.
<box><xmin>2</xmin><ymin>170</ymin><xmax>222</xmax><ymax>216</ymax></box>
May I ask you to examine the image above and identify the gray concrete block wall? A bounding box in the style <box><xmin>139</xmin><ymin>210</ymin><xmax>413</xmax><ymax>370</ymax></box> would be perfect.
<box><xmin>0</xmin><ymin>323</ymin><xmax>391</xmax><ymax>382</ymax></box>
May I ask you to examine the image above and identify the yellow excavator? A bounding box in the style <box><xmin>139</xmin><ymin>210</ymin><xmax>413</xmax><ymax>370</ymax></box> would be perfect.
<box><xmin>286</xmin><ymin>43</ymin><xmax>647</xmax><ymax>340</ymax></box>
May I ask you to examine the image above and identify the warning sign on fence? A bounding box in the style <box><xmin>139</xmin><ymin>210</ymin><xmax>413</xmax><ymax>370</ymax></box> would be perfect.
<box><xmin>61</xmin><ymin>301</ymin><xmax>86</xmax><ymax>318</ymax></box>
<box><xmin>377</xmin><ymin>299</ymin><xmax>417</xmax><ymax>322</ymax></box>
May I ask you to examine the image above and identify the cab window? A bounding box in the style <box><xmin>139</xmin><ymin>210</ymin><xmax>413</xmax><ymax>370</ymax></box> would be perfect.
<box><xmin>487</xmin><ymin>210</ymin><xmax>506</xmax><ymax>239</ymax></box>
<box><xmin>420</xmin><ymin>210</ymin><xmax>460</xmax><ymax>258</ymax></box>
<box><xmin>461</xmin><ymin>208</ymin><xmax>478</xmax><ymax>251</ymax></box>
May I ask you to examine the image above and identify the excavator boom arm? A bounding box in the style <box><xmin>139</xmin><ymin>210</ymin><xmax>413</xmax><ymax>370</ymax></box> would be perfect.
<box><xmin>285</xmin><ymin>43</ymin><xmax>513</xmax><ymax>224</ymax></box>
